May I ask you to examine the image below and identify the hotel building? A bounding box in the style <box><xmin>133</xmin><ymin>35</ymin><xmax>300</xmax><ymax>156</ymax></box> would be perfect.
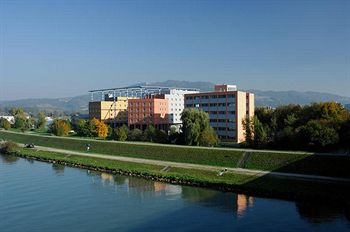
<box><xmin>127</xmin><ymin>95</ymin><xmax>169</xmax><ymax>130</ymax></box>
<box><xmin>184</xmin><ymin>84</ymin><xmax>254</xmax><ymax>143</ymax></box>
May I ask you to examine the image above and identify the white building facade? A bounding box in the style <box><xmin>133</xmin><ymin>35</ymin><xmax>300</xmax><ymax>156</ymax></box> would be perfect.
<box><xmin>162</xmin><ymin>89</ymin><xmax>199</xmax><ymax>126</ymax></box>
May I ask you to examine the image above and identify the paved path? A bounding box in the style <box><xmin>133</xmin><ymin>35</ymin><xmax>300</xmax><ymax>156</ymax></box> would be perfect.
<box><xmin>32</xmin><ymin>145</ymin><xmax>350</xmax><ymax>184</ymax></box>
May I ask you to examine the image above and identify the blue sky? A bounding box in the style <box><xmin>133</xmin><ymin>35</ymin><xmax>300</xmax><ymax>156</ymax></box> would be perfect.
<box><xmin>0</xmin><ymin>0</ymin><xmax>349</xmax><ymax>100</ymax></box>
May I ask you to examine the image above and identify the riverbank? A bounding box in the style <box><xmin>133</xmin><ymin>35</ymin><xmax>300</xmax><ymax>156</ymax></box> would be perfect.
<box><xmin>5</xmin><ymin>147</ymin><xmax>350</xmax><ymax>203</ymax></box>
<box><xmin>1</xmin><ymin>130</ymin><xmax>350</xmax><ymax>178</ymax></box>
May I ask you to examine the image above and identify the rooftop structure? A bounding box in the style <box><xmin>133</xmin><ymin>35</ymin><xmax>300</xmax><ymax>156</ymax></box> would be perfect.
<box><xmin>89</xmin><ymin>85</ymin><xmax>199</xmax><ymax>102</ymax></box>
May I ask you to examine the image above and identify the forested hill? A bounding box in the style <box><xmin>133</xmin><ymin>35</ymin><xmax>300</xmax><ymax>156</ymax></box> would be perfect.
<box><xmin>0</xmin><ymin>80</ymin><xmax>349</xmax><ymax>113</ymax></box>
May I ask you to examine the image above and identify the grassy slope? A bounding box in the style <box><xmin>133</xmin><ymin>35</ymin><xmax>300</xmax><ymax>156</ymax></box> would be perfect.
<box><xmin>0</xmin><ymin>131</ymin><xmax>243</xmax><ymax>167</ymax></box>
<box><xmin>1</xmin><ymin>131</ymin><xmax>350</xmax><ymax>178</ymax></box>
<box><xmin>11</xmin><ymin>148</ymin><xmax>350</xmax><ymax>201</ymax></box>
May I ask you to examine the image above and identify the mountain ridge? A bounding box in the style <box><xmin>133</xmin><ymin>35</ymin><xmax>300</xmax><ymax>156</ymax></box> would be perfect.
<box><xmin>1</xmin><ymin>80</ymin><xmax>349</xmax><ymax>113</ymax></box>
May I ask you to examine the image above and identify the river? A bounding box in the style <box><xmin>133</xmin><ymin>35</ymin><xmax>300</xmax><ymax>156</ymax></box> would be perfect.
<box><xmin>1</xmin><ymin>154</ymin><xmax>349</xmax><ymax>232</ymax></box>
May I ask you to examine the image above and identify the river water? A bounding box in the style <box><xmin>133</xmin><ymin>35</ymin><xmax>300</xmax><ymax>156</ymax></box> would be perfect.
<box><xmin>1</xmin><ymin>154</ymin><xmax>349</xmax><ymax>232</ymax></box>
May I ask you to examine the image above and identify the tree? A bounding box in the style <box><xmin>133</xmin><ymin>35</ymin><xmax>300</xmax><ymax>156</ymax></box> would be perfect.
<box><xmin>339</xmin><ymin>119</ymin><xmax>350</xmax><ymax>149</ymax></box>
<box><xmin>243</xmin><ymin>116</ymin><xmax>270</xmax><ymax>148</ymax></box>
<box><xmin>154</xmin><ymin>129</ymin><xmax>168</xmax><ymax>143</ymax></box>
<box><xmin>128</xmin><ymin>128</ymin><xmax>143</xmax><ymax>141</ymax></box>
<box><xmin>181</xmin><ymin>108</ymin><xmax>212</xmax><ymax>146</ymax></box>
<box><xmin>36</xmin><ymin>112</ymin><xmax>46</xmax><ymax>129</ymax></box>
<box><xmin>252</xmin><ymin>117</ymin><xmax>270</xmax><ymax>148</ymax></box>
<box><xmin>0</xmin><ymin>118</ymin><xmax>11</xmax><ymax>130</ymax></box>
<box><xmin>9</xmin><ymin>108</ymin><xmax>24</xmax><ymax>117</ymax></box>
<box><xmin>143</xmin><ymin>125</ymin><xmax>156</xmax><ymax>142</ymax></box>
<box><xmin>298</xmin><ymin>120</ymin><xmax>339</xmax><ymax>150</ymax></box>
<box><xmin>242</xmin><ymin>116</ymin><xmax>254</xmax><ymax>146</ymax></box>
<box><xmin>96</xmin><ymin>120</ymin><xmax>108</xmax><ymax>139</ymax></box>
<box><xmin>198</xmin><ymin>127</ymin><xmax>219</xmax><ymax>147</ymax></box>
<box><xmin>75</xmin><ymin>119</ymin><xmax>88</xmax><ymax>136</ymax></box>
<box><xmin>13</xmin><ymin>116</ymin><xmax>32</xmax><ymax>132</ymax></box>
<box><xmin>114</xmin><ymin>125</ymin><xmax>129</xmax><ymax>141</ymax></box>
<box><xmin>50</xmin><ymin>119</ymin><xmax>71</xmax><ymax>136</ymax></box>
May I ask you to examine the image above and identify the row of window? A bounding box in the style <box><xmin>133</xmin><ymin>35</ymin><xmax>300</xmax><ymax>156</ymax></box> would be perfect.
<box><xmin>185</xmin><ymin>94</ymin><xmax>236</xmax><ymax>100</ymax></box>
<box><xmin>213</xmin><ymin>127</ymin><xmax>236</xmax><ymax>132</ymax></box>
<box><xmin>218</xmin><ymin>135</ymin><xmax>236</xmax><ymax>140</ymax></box>
<box><xmin>185</xmin><ymin>103</ymin><xmax>235</xmax><ymax>107</ymax></box>
<box><xmin>210</xmin><ymin>119</ymin><xmax>235</xmax><ymax>123</ymax></box>
<box><xmin>208</xmin><ymin>111</ymin><xmax>236</xmax><ymax>115</ymax></box>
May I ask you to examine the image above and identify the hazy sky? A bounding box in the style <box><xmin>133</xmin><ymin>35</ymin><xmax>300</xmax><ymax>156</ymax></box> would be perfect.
<box><xmin>0</xmin><ymin>0</ymin><xmax>349</xmax><ymax>100</ymax></box>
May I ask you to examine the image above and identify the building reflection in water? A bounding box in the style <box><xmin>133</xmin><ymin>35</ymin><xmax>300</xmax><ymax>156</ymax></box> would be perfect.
<box><xmin>85</xmin><ymin>171</ymin><xmax>182</xmax><ymax>199</ymax></box>
<box><xmin>181</xmin><ymin>186</ymin><xmax>255</xmax><ymax>218</ymax></box>
<box><xmin>236</xmin><ymin>194</ymin><xmax>254</xmax><ymax>218</ymax></box>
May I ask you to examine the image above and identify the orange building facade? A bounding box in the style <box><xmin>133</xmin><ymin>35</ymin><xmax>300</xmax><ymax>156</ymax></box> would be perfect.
<box><xmin>184</xmin><ymin>85</ymin><xmax>254</xmax><ymax>143</ymax></box>
<box><xmin>128</xmin><ymin>96</ymin><xmax>169</xmax><ymax>130</ymax></box>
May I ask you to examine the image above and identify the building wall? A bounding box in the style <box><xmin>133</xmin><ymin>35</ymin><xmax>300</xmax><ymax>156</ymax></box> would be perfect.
<box><xmin>184</xmin><ymin>85</ymin><xmax>254</xmax><ymax>143</ymax></box>
<box><xmin>89</xmin><ymin>97</ymin><xmax>135</xmax><ymax>124</ymax></box>
<box><xmin>128</xmin><ymin>97</ymin><xmax>169</xmax><ymax>130</ymax></box>
<box><xmin>236</xmin><ymin>91</ymin><xmax>247</xmax><ymax>143</ymax></box>
<box><xmin>163</xmin><ymin>89</ymin><xmax>199</xmax><ymax>125</ymax></box>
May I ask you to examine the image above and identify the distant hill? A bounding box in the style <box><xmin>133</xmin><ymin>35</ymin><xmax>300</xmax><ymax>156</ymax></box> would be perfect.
<box><xmin>1</xmin><ymin>80</ymin><xmax>349</xmax><ymax>113</ymax></box>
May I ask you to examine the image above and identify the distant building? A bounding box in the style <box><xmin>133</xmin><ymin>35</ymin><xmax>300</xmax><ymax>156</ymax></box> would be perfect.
<box><xmin>128</xmin><ymin>95</ymin><xmax>169</xmax><ymax>131</ymax></box>
<box><xmin>88</xmin><ymin>86</ymin><xmax>199</xmax><ymax>130</ymax></box>
<box><xmin>0</xmin><ymin>116</ymin><xmax>15</xmax><ymax>124</ymax></box>
<box><xmin>89</xmin><ymin>97</ymin><xmax>137</xmax><ymax>125</ymax></box>
<box><xmin>184</xmin><ymin>84</ymin><xmax>254</xmax><ymax>143</ymax></box>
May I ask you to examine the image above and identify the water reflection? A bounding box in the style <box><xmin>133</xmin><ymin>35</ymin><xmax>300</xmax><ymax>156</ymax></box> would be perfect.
<box><xmin>84</xmin><ymin>170</ymin><xmax>350</xmax><ymax>224</ymax></box>
<box><xmin>296</xmin><ymin>201</ymin><xmax>350</xmax><ymax>224</ymax></box>
<box><xmin>236</xmin><ymin>194</ymin><xmax>254</xmax><ymax>218</ymax></box>
<box><xmin>52</xmin><ymin>163</ymin><xmax>65</xmax><ymax>175</ymax></box>
<box><xmin>0</xmin><ymin>153</ymin><xmax>19</xmax><ymax>164</ymax></box>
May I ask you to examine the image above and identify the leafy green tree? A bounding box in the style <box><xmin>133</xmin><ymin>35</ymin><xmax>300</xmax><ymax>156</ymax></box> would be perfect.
<box><xmin>181</xmin><ymin>108</ymin><xmax>212</xmax><ymax>146</ymax></box>
<box><xmin>9</xmin><ymin>108</ymin><xmax>24</xmax><ymax>117</ymax></box>
<box><xmin>143</xmin><ymin>125</ymin><xmax>156</xmax><ymax>142</ymax></box>
<box><xmin>76</xmin><ymin>119</ymin><xmax>88</xmax><ymax>136</ymax></box>
<box><xmin>242</xmin><ymin>116</ymin><xmax>254</xmax><ymax>146</ymax></box>
<box><xmin>128</xmin><ymin>128</ymin><xmax>143</xmax><ymax>141</ymax></box>
<box><xmin>198</xmin><ymin>127</ymin><xmax>219</xmax><ymax>147</ymax></box>
<box><xmin>0</xmin><ymin>118</ymin><xmax>11</xmax><ymax>130</ymax></box>
<box><xmin>13</xmin><ymin>116</ymin><xmax>32</xmax><ymax>132</ymax></box>
<box><xmin>298</xmin><ymin>120</ymin><xmax>339</xmax><ymax>150</ymax></box>
<box><xmin>154</xmin><ymin>129</ymin><xmax>168</xmax><ymax>143</ymax></box>
<box><xmin>339</xmin><ymin>119</ymin><xmax>350</xmax><ymax>149</ymax></box>
<box><xmin>252</xmin><ymin>116</ymin><xmax>270</xmax><ymax>148</ymax></box>
<box><xmin>36</xmin><ymin>112</ymin><xmax>46</xmax><ymax>129</ymax></box>
<box><xmin>114</xmin><ymin>125</ymin><xmax>129</xmax><ymax>141</ymax></box>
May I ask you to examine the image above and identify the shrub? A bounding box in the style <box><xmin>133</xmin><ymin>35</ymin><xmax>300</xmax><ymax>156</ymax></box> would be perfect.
<box><xmin>0</xmin><ymin>141</ymin><xmax>19</xmax><ymax>154</ymax></box>
<box><xmin>0</xmin><ymin>118</ymin><xmax>11</xmax><ymax>130</ymax></box>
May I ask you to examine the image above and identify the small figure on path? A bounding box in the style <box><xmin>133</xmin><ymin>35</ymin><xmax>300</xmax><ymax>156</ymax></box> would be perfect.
<box><xmin>218</xmin><ymin>168</ymin><xmax>228</xmax><ymax>176</ymax></box>
<box><xmin>86</xmin><ymin>144</ymin><xmax>91</xmax><ymax>152</ymax></box>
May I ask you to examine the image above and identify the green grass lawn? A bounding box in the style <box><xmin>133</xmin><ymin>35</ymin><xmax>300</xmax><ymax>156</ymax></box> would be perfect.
<box><xmin>245</xmin><ymin>152</ymin><xmax>350</xmax><ymax>178</ymax></box>
<box><xmin>1</xmin><ymin>130</ymin><xmax>350</xmax><ymax>179</ymax></box>
<box><xmin>0</xmin><ymin>131</ymin><xmax>244</xmax><ymax>167</ymax></box>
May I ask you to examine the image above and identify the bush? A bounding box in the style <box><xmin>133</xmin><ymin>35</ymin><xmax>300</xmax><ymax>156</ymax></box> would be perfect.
<box><xmin>113</xmin><ymin>125</ymin><xmax>129</xmax><ymax>141</ymax></box>
<box><xmin>0</xmin><ymin>141</ymin><xmax>19</xmax><ymax>154</ymax></box>
<box><xmin>128</xmin><ymin>129</ymin><xmax>143</xmax><ymax>141</ymax></box>
<box><xmin>50</xmin><ymin>119</ymin><xmax>71</xmax><ymax>136</ymax></box>
<box><xmin>0</xmin><ymin>118</ymin><xmax>11</xmax><ymax>130</ymax></box>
